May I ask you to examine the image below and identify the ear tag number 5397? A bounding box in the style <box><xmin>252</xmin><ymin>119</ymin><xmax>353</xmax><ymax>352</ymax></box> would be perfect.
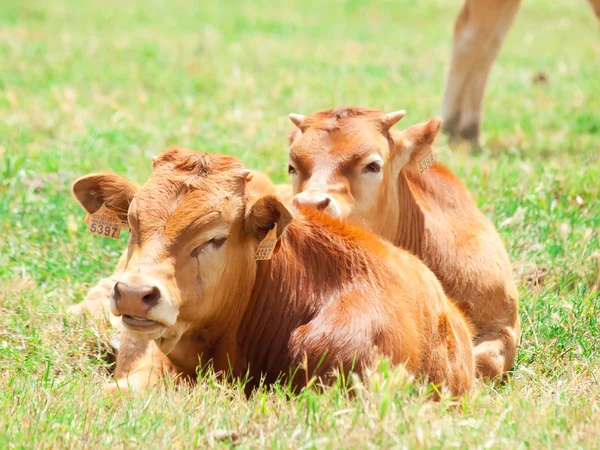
<box><xmin>255</xmin><ymin>223</ymin><xmax>278</xmax><ymax>261</ymax></box>
<box><xmin>85</xmin><ymin>204</ymin><xmax>122</xmax><ymax>239</ymax></box>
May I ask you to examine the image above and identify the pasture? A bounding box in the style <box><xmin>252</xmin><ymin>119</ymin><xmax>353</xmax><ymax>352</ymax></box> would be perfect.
<box><xmin>1</xmin><ymin>0</ymin><xmax>599</xmax><ymax>447</ymax></box>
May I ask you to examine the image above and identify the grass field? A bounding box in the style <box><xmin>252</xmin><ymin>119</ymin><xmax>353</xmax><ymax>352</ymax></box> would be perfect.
<box><xmin>1</xmin><ymin>0</ymin><xmax>599</xmax><ymax>447</ymax></box>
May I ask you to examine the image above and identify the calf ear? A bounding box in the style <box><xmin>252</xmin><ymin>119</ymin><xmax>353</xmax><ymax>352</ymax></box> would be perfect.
<box><xmin>72</xmin><ymin>172</ymin><xmax>138</xmax><ymax>223</ymax></box>
<box><xmin>391</xmin><ymin>117</ymin><xmax>442</xmax><ymax>174</ymax></box>
<box><xmin>245</xmin><ymin>194</ymin><xmax>294</xmax><ymax>242</ymax></box>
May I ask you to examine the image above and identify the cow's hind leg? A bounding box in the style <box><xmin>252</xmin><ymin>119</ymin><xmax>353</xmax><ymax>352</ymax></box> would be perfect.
<box><xmin>473</xmin><ymin>325</ymin><xmax>519</xmax><ymax>381</ymax></box>
<box><xmin>441</xmin><ymin>0</ymin><xmax>521</xmax><ymax>147</ymax></box>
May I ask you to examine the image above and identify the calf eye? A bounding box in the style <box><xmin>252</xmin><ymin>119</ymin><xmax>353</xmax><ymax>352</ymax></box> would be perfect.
<box><xmin>363</xmin><ymin>162</ymin><xmax>382</xmax><ymax>174</ymax></box>
<box><xmin>288</xmin><ymin>165</ymin><xmax>297</xmax><ymax>175</ymax></box>
<box><xmin>191</xmin><ymin>236</ymin><xmax>228</xmax><ymax>258</ymax></box>
<box><xmin>210</xmin><ymin>237</ymin><xmax>227</xmax><ymax>250</ymax></box>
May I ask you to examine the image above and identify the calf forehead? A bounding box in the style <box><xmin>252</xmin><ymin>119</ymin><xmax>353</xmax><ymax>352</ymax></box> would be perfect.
<box><xmin>292</xmin><ymin>122</ymin><xmax>390</xmax><ymax>168</ymax></box>
<box><xmin>329</xmin><ymin>123</ymin><xmax>390</xmax><ymax>158</ymax></box>
<box><xmin>130</xmin><ymin>149</ymin><xmax>246</xmax><ymax>240</ymax></box>
<box><xmin>132</xmin><ymin>179</ymin><xmax>242</xmax><ymax>242</ymax></box>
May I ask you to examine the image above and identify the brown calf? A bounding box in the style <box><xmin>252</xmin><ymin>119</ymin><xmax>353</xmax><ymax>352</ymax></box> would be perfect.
<box><xmin>68</xmin><ymin>173</ymin><xmax>293</xmax><ymax>327</ymax></box>
<box><xmin>287</xmin><ymin>107</ymin><xmax>519</xmax><ymax>381</ymax></box>
<box><xmin>72</xmin><ymin>147</ymin><xmax>474</xmax><ymax>396</ymax></box>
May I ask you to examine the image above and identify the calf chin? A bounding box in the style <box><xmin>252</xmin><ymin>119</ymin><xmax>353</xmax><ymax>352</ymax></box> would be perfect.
<box><xmin>120</xmin><ymin>316</ymin><xmax>167</xmax><ymax>340</ymax></box>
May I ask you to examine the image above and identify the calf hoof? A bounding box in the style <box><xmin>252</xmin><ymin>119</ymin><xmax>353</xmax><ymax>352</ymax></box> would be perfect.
<box><xmin>102</xmin><ymin>381</ymin><xmax>123</xmax><ymax>396</ymax></box>
<box><xmin>474</xmin><ymin>352</ymin><xmax>504</xmax><ymax>383</ymax></box>
<box><xmin>102</xmin><ymin>379</ymin><xmax>138</xmax><ymax>396</ymax></box>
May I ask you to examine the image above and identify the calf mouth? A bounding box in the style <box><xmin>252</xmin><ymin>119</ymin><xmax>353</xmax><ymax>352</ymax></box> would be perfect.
<box><xmin>121</xmin><ymin>315</ymin><xmax>167</xmax><ymax>335</ymax></box>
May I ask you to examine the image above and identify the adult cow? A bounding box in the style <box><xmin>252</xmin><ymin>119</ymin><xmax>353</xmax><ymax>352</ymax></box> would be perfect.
<box><xmin>71</xmin><ymin>147</ymin><xmax>474</xmax><ymax>396</ymax></box>
<box><xmin>442</xmin><ymin>0</ymin><xmax>600</xmax><ymax>146</ymax></box>
<box><xmin>287</xmin><ymin>107</ymin><xmax>519</xmax><ymax>381</ymax></box>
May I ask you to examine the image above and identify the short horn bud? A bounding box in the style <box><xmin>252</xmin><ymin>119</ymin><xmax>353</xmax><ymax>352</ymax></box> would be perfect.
<box><xmin>289</xmin><ymin>113</ymin><xmax>306</xmax><ymax>130</ymax></box>
<box><xmin>381</xmin><ymin>110</ymin><xmax>406</xmax><ymax>131</ymax></box>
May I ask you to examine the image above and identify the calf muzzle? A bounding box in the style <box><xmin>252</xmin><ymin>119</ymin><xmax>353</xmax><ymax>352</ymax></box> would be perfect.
<box><xmin>110</xmin><ymin>280</ymin><xmax>168</xmax><ymax>337</ymax></box>
<box><xmin>294</xmin><ymin>191</ymin><xmax>343</xmax><ymax>218</ymax></box>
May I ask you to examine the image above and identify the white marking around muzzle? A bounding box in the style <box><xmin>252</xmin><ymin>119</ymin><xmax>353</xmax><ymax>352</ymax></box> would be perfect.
<box><xmin>110</xmin><ymin>273</ymin><xmax>179</xmax><ymax>328</ymax></box>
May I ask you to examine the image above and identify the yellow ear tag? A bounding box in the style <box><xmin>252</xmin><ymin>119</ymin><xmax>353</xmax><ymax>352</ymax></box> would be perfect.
<box><xmin>417</xmin><ymin>150</ymin><xmax>436</xmax><ymax>173</ymax></box>
<box><xmin>255</xmin><ymin>223</ymin><xmax>278</xmax><ymax>261</ymax></box>
<box><xmin>85</xmin><ymin>203</ymin><xmax>122</xmax><ymax>239</ymax></box>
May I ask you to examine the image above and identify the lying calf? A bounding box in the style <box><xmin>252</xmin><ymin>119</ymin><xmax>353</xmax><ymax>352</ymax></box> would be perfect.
<box><xmin>287</xmin><ymin>107</ymin><xmax>519</xmax><ymax>381</ymax></box>
<box><xmin>68</xmin><ymin>171</ymin><xmax>292</xmax><ymax>329</ymax></box>
<box><xmin>72</xmin><ymin>147</ymin><xmax>474</xmax><ymax>396</ymax></box>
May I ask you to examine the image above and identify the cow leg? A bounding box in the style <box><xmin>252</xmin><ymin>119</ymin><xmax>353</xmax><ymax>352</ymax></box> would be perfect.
<box><xmin>104</xmin><ymin>331</ymin><xmax>171</xmax><ymax>395</ymax></box>
<box><xmin>472</xmin><ymin>323</ymin><xmax>519</xmax><ymax>381</ymax></box>
<box><xmin>441</xmin><ymin>0</ymin><xmax>521</xmax><ymax>147</ymax></box>
<box><xmin>588</xmin><ymin>0</ymin><xmax>600</xmax><ymax>20</ymax></box>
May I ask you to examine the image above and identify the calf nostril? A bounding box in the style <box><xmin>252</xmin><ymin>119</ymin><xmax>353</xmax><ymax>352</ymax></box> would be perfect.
<box><xmin>142</xmin><ymin>286</ymin><xmax>161</xmax><ymax>307</ymax></box>
<box><xmin>114</xmin><ymin>282</ymin><xmax>160</xmax><ymax>309</ymax></box>
<box><xmin>317</xmin><ymin>197</ymin><xmax>331</xmax><ymax>211</ymax></box>
<box><xmin>112</xmin><ymin>283</ymin><xmax>122</xmax><ymax>303</ymax></box>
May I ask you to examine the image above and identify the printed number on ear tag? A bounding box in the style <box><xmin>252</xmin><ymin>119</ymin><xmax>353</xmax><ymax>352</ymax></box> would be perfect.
<box><xmin>417</xmin><ymin>151</ymin><xmax>436</xmax><ymax>174</ymax></box>
<box><xmin>255</xmin><ymin>223</ymin><xmax>278</xmax><ymax>261</ymax></box>
<box><xmin>85</xmin><ymin>203</ymin><xmax>122</xmax><ymax>239</ymax></box>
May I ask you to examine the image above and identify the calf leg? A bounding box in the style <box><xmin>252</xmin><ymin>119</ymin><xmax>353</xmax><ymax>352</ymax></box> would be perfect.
<box><xmin>441</xmin><ymin>0</ymin><xmax>521</xmax><ymax>146</ymax></box>
<box><xmin>67</xmin><ymin>249</ymin><xmax>128</xmax><ymax>326</ymax></box>
<box><xmin>104</xmin><ymin>330</ymin><xmax>171</xmax><ymax>394</ymax></box>
<box><xmin>68</xmin><ymin>276</ymin><xmax>119</xmax><ymax>326</ymax></box>
<box><xmin>473</xmin><ymin>322</ymin><xmax>520</xmax><ymax>381</ymax></box>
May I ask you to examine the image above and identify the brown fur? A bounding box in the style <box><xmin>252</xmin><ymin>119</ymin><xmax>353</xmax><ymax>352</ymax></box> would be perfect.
<box><xmin>288</xmin><ymin>107</ymin><xmax>519</xmax><ymax>381</ymax></box>
<box><xmin>69</xmin><ymin>170</ymin><xmax>293</xmax><ymax>321</ymax></box>
<box><xmin>72</xmin><ymin>147</ymin><xmax>474</xmax><ymax>397</ymax></box>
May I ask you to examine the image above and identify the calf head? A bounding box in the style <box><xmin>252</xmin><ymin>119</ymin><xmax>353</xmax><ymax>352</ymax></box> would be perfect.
<box><xmin>288</xmin><ymin>107</ymin><xmax>441</xmax><ymax>232</ymax></box>
<box><xmin>72</xmin><ymin>148</ymin><xmax>293</xmax><ymax>340</ymax></box>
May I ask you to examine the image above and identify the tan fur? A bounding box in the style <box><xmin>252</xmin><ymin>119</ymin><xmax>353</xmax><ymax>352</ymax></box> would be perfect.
<box><xmin>72</xmin><ymin>147</ymin><xmax>474</xmax><ymax>397</ymax></box>
<box><xmin>288</xmin><ymin>107</ymin><xmax>519</xmax><ymax>381</ymax></box>
<box><xmin>442</xmin><ymin>0</ymin><xmax>599</xmax><ymax>146</ymax></box>
<box><xmin>68</xmin><ymin>170</ymin><xmax>291</xmax><ymax>323</ymax></box>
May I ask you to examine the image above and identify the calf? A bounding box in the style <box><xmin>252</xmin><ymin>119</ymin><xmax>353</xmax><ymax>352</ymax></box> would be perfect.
<box><xmin>68</xmin><ymin>172</ymin><xmax>293</xmax><ymax>327</ymax></box>
<box><xmin>72</xmin><ymin>147</ymin><xmax>474</xmax><ymax>397</ymax></box>
<box><xmin>287</xmin><ymin>107</ymin><xmax>519</xmax><ymax>381</ymax></box>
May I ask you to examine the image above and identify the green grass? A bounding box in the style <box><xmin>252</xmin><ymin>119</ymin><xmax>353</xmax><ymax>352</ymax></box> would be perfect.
<box><xmin>1</xmin><ymin>0</ymin><xmax>599</xmax><ymax>447</ymax></box>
